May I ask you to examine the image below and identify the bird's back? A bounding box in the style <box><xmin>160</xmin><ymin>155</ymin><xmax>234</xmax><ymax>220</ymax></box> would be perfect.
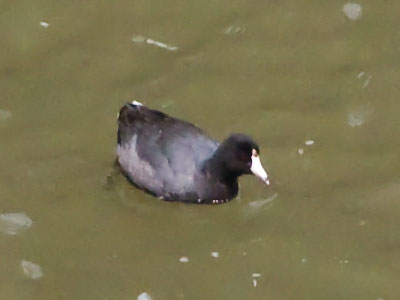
<box><xmin>116</xmin><ymin>103</ymin><xmax>218</xmax><ymax>200</ymax></box>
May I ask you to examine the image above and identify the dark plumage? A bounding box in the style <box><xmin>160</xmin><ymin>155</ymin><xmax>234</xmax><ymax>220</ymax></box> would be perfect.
<box><xmin>116</xmin><ymin>101</ymin><xmax>270</xmax><ymax>204</ymax></box>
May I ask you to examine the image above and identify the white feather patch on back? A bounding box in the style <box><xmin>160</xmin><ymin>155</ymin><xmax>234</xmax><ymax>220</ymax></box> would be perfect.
<box><xmin>132</xmin><ymin>100</ymin><xmax>143</xmax><ymax>106</ymax></box>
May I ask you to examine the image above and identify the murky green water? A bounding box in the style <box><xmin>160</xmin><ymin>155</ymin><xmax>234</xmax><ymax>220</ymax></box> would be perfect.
<box><xmin>1</xmin><ymin>0</ymin><xmax>400</xmax><ymax>299</ymax></box>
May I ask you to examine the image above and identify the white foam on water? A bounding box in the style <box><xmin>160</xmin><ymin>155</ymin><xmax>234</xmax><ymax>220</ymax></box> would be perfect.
<box><xmin>137</xmin><ymin>292</ymin><xmax>152</xmax><ymax>300</ymax></box>
<box><xmin>305</xmin><ymin>140</ymin><xmax>315</xmax><ymax>146</ymax></box>
<box><xmin>0</xmin><ymin>212</ymin><xmax>32</xmax><ymax>235</ymax></box>
<box><xmin>132</xmin><ymin>35</ymin><xmax>178</xmax><ymax>51</ymax></box>
<box><xmin>40</xmin><ymin>21</ymin><xmax>49</xmax><ymax>28</ymax></box>
<box><xmin>347</xmin><ymin>106</ymin><xmax>373</xmax><ymax>127</ymax></box>
<box><xmin>211</xmin><ymin>251</ymin><xmax>219</xmax><ymax>258</ymax></box>
<box><xmin>343</xmin><ymin>3</ymin><xmax>362</xmax><ymax>20</ymax></box>
<box><xmin>362</xmin><ymin>74</ymin><xmax>373</xmax><ymax>88</ymax></box>
<box><xmin>21</xmin><ymin>260</ymin><xmax>43</xmax><ymax>279</ymax></box>
<box><xmin>224</xmin><ymin>25</ymin><xmax>246</xmax><ymax>35</ymax></box>
<box><xmin>347</xmin><ymin>112</ymin><xmax>364</xmax><ymax>127</ymax></box>
<box><xmin>252</xmin><ymin>279</ymin><xmax>257</xmax><ymax>287</ymax></box>
<box><xmin>146</xmin><ymin>38</ymin><xmax>178</xmax><ymax>51</ymax></box>
<box><xmin>179</xmin><ymin>256</ymin><xmax>189</xmax><ymax>263</ymax></box>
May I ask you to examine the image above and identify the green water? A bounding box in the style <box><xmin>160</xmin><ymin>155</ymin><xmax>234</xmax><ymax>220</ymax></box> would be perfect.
<box><xmin>1</xmin><ymin>0</ymin><xmax>400</xmax><ymax>299</ymax></box>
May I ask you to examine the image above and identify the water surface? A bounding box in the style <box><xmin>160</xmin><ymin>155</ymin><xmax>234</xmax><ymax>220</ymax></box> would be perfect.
<box><xmin>1</xmin><ymin>0</ymin><xmax>400</xmax><ymax>299</ymax></box>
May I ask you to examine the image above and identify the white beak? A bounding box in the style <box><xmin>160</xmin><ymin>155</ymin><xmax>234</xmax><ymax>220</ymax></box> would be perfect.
<box><xmin>250</xmin><ymin>154</ymin><xmax>270</xmax><ymax>185</ymax></box>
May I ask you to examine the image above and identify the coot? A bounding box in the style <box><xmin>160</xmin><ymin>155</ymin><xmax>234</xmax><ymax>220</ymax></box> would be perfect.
<box><xmin>116</xmin><ymin>101</ymin><xmax>270</xmax><ymax>204</ymax></box>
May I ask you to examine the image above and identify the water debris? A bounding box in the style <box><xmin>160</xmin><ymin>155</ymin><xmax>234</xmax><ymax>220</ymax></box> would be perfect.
<box><xmin>39</xmin><ymin>21</ymin><xmax>49</xmax><ymax>28</ymax></box>
<box><xmin>339</xmin><ymin>259</ymin><xmax>350</xmax><ymax>264</ymax></box>
<box><xmin>252</xmin><ymin>273</ymin><xmax>261</xmax><ymax>278</ymax></box>
<box><xmin>0</xmin><ymin>212</ymin><xmax>32</xmax><ymax>235</ymax></box>
<box><xmin>252</xmin><ymin>279</ymin><xmax>258</xmax><ymax>287</ymax></box>
<box><xmin>0</xmin><ymin>109</ymin><xmax>12</xmax><ymax>121</ymax></box>
<box><xmin>21</xmin><ymin>260</ymin><xmax>43</xmax><ymax>279</ymax></box>
<box><xmin>179</xmin><ymin>256</ymin><xmax>189</xmax><ymax>263</ymax></box>
<box><xmin>305</xmin><ymin>140</ymin><xmax>315</xmax><ymax>146</ymax></box>
<box><xmin>132</xmin><ymin>35</ymin><xmax>178</xmax><ymax>51</ymax></box>
<box><xmin>298</xmin><ymin>148</ymin><xmax>304</xmax><ymax>156</ymax></box>
<box><xmin>224</xmin><ymin>25</ymin><xmax>246</xmax><ymax>35</ymax></box>
<box><xmin>211</xmin><ymin>251</ymin><xmax>219</xmax><ymax>258</ymax></box>
<box><xmin>359</xmin><ymin>220</ymin><xmax>366</xmax><ymax>226</ymax></box>
<box><xmin>343</xmin><ymin>3</ymin><xmax>362</xmax><ymax>20</ymax></box>
<box><xmin>137</xmin><ymin>292</ymin><xmax>153</xmax><ymax>300</ymax></box>
<box><xmin>301</xmin><ymin>258</ymin><xmax>308</xmax><ymax>263</ymax></box>
<box><xmin>248</xmin><ymin>193</ymin><xmax>278</xmax><ymax>209</ymax></box>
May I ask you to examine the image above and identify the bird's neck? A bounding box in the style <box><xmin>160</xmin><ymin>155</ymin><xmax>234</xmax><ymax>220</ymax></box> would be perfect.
<box><xmin>203</xmin><ymin>156</ymin><xmax>239</xmax><ymax>184</ymax></box>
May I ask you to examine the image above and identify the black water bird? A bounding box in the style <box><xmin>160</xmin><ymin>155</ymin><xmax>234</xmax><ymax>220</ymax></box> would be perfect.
<box><xmin>116</xmin><ymin>101</ymin><xmax>270</xmax><ymax>204</ymax></box>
